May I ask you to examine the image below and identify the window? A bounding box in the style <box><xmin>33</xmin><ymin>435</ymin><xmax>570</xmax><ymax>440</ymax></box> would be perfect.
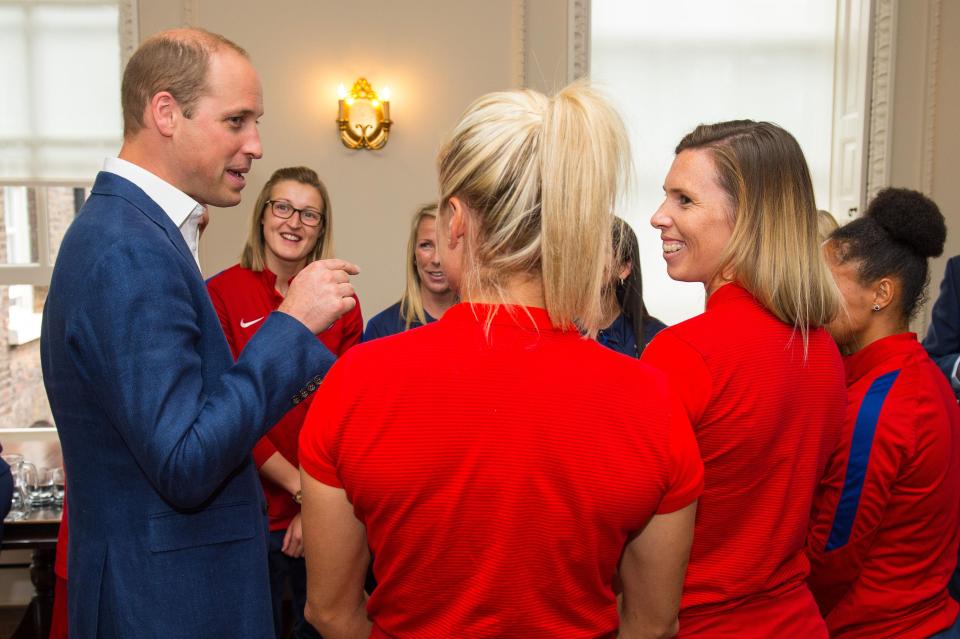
<box><xmin>0</xmin><ymin>0</ymin><xmax>127</xmax><ymax>429</ymax></box>
<box><xmin>592</xmin><ymin>0</ymin><xmax>839</xmax><ymax>325</ymax></box>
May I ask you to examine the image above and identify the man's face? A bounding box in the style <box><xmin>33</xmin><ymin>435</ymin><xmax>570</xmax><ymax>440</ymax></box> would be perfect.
<box><xmin>173</xmin><ymin>49</ymin><xmax>263</xmax><ymax>207</ymax></box>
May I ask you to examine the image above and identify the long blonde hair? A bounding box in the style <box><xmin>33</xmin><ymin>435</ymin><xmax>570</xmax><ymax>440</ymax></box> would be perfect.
<box><xmin>436</xmin><ymin>81</ymin><xmax>629</xmax><ymax>335</ymax></box>
<box><xmin>399</xmin><ymin>203</ymin><xmax>439</xmax><ymax>329</ymax></box>
<box><xmin>240</xmin><ymin>166</ymin><xmax>333</xmax><ymax>271</ymax></box>
<box><xmin>676</xmin><ymin>120</ymin><xmax>839</xmax><ymax>338</ymax></box>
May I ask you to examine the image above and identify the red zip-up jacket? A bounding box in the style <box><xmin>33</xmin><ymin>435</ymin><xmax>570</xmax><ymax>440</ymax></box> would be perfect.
<box><xmin>207</xmin><ymin>264</ymin><xmax>361</xmax><ymax>530</ymax></box>
<box><xmin>807</xmin><ymin>332</ymin><xmax>960</xmax><ymax>638</ymax></box>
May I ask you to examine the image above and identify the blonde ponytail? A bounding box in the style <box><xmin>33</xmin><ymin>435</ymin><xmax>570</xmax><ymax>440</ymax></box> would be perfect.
<box><xmin>436</xmin><ymin>81</ymin><xmax>629</xmax><ymax>335</ymax></box>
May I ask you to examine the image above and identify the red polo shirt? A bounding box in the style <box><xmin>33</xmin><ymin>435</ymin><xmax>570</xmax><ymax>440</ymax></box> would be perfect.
<box><xmin>300</xmin><ymin>303</ymin><xmax>703</xmax><ymax>638</ymax></box>
<box><xmin>207</xmin><ymin>264</ymin><xmax>362</xmax><ymax>530</ymax></box>
<box><xmin>642</xmin><ymin>283</ymin><xmax>846</xmax><ymax>637</ymax></box>
<box><xmin>807</xmin><ymin>333</ymin><xmax>960</xmax><ymax>638</ymax></box>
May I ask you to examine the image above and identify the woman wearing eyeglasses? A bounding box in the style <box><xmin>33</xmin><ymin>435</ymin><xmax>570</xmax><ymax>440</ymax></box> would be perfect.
<box><xmin>207</xmin><ymin>166</ymin><xmax>362</xmax><ymax>639</ymax></box>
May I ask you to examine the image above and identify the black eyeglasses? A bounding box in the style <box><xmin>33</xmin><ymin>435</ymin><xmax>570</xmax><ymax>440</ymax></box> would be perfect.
<box><xmin>265</xmin><ymin>200</ymin><xmax>324</xmax><ymax>227</ymax></box>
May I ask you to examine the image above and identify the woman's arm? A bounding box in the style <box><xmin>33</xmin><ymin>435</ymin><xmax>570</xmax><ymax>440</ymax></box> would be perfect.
<box><xmin>259</xmin><ymin>451</ymin><xmax>300</xmax><ymax>496</ymax></box>
<box><xmin>619</xmin><ymin>501</ymin><xmax>697</xmax><ymax>639</ymax></box>
<box><xmin>301</xmin><ymin>470</ymin><xmax>371</xmax><ymax>639</ymax></box>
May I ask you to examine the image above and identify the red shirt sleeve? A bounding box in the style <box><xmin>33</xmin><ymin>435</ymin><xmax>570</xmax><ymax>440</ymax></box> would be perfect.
<box><xmin>299</xmin><ymin>359</ymin><xmax>345</xmax><ymax>488</ymax></box>
<box><xmin>336</xmin><ymin>296</ymin><xmax>363</xmax><ymax>356</ymax></box>
<box><xmin>657</xmin><ymin>389</ymin><xmax>705</xmax><ymax>514</ymax></box>
<box><xmin>641</xmin><ymin>330</ymin><xmax>712</xmax><ymax>426</ymax></box>
<box><xmin>252</xmin><ymin>436</ymin><xmax>279</xmax><ymax>469</ymax></box>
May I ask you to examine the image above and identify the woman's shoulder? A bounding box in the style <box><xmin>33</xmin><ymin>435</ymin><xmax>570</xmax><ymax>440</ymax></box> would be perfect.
<box><xmin>363</xmin><ymin>301</ymin><xmax>405</xmax><ymax>341</ymax></box>
<box><xmin>205</xmin><ymin>263</ymin><xmax>254</xmax><ymax>290</ymax></box>
<box><xmin>369</xmin><ymin>300</ymin><xmax>403</xmax><ymax>321</ymax></box>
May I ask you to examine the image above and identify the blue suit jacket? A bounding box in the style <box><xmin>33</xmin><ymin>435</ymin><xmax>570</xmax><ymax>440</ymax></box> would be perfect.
<box><xmin>924</xmin><ymin>256</ymin><xmax>960</xmax><ymax>398</ymax></box>
<box><xmin>40</xmin><ymin>172</ymin><xmax>334</xmax><ymax>638</ymax></box>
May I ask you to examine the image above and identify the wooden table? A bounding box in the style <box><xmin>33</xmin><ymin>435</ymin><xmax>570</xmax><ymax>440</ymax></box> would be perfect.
<box><xmin>3</xmin><ymin>507</ymin><xmax>61</xmax><ymax>639</ymax></box>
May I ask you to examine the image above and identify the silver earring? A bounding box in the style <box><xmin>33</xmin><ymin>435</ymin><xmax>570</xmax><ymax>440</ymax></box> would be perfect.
<box><xmin>872</xmin><ymin>304</ymin><xmax>881</xmax><ymax>312</ymax></box>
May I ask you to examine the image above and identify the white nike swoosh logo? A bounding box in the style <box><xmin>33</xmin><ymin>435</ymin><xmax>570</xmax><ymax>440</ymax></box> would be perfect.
<box><xmin>240</xmin><ymin>317</ymin><xmax>264</xmax><ymax>328</ymax></box>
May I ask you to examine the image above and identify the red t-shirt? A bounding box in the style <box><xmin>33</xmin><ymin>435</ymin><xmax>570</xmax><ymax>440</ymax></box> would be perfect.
<box><xmin>207</xmin><ymin>264</ymin><xmax>362</xmax><ymax>530</ymax></box>
<box><xmin>300</xmin><ymin>303</ymin><xmax>703</xmax><ymax>638</ymax></box>
<box><xmin>807</xmin><ymin>333</ymin><xmax>960</xmax><ymax>638</ymax></box>
<box><xmin>642</xmin><ymin>283</ymin><xmax>846</xmax><ymax>637</ymax></box>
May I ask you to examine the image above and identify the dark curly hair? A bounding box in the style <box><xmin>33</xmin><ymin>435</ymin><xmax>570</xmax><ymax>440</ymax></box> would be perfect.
<box><xmin>830</xmin><ymin>187</ymin><xmax>946</xmax><ymax>320</ymax></box>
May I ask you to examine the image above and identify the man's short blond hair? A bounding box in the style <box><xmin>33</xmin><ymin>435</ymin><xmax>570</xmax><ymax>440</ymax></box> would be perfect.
<box><xmin>121</xmin><ymin>28</ymin><xmax>248</xmax><ymax>137</ymax></box>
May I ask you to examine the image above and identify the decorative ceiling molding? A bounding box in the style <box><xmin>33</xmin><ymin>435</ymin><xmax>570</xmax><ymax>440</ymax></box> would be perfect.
<box><xmin>921</xmin><ymin>0</ymin><xmax>941</xmax><ymax>195</ymax></box>
<box><xmin>865</xmin><ymin>0</ymin><xmax>896</xmax><ymax>202</ymax></box>
<box><xmin>118</xmin><ymin>0</ymin><xmax>139</xmax><ymax>67</ymax></box>
<box><xmin>513</xmin><ymin>0</ymin><xmax>527</xmax><ymax>88</ymax></box>
<box><xmin>568</xmin><ymin>0</ymin><xmax>590</xmax><ymax>81</ymax></box>
<box><xmin>182</xmin><ymin>0</ymin><xmax>199</xmax><ymax>27</ymax></box>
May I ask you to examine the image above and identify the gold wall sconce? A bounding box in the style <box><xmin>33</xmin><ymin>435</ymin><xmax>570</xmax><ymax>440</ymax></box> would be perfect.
<box><xmin>336</xmin><ymin>78</ymin><xmax>392</xmax><ymax>150</ymax></box>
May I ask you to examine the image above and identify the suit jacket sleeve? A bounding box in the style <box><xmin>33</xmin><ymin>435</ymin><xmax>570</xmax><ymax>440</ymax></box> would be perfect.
<box><xmin>65</xmin><ymin>241</ymin><xmax>335</xmax><ymax>509</ymax></box>
<box><xmin>924</xmin><ymin>257</ymin><xmax>960</xmax><ymax>391</ymax></box>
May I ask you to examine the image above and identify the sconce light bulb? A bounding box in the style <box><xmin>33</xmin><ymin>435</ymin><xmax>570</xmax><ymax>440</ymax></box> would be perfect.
<box><xmin>337</xmin><ymin>84</ymin><xmax>347</xmax><ymax>99</ymax></box>
<box><xmin>346</xmin><ymin>98</ymin><xmax>354</xmax><ymax>106</ymax></box>
<box><xmin>382</xmin><ymin>86</ymin><xmax>392</xmax><ymax>101</ymax></box>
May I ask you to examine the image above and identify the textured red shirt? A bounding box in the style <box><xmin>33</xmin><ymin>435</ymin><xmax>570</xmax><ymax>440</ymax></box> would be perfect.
<box><xmin>806</xmin><ymin>333</ymin><xmax>960</xmax><ymax>638</ymax></box>
<box><xmin>207</xmin><ymin>264</ymin><xmax>362</xmax><ymax>530</ymax></box>
<box><xmin>642</xmin><ymin>283</ymin><xmax>846</xmax><ymax>637</ymax></box>
<box><xmin>300</xmin><ymin>303</ymin><xmax>703</xmax><ymax>638</ymax></box>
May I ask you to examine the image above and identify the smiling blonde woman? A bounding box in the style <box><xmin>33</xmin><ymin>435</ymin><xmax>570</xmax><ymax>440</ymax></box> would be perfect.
<box><xmin>643</xmin><ymin>120</ymin><xmax>846</xmax><ymax>638</ymax></box>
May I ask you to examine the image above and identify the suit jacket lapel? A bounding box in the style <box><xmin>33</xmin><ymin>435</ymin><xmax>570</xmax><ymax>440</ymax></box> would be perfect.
<box><xmin>90</xmin><ymin>171</ymin><xmax>201</xmax><ymax>277</ymax></box>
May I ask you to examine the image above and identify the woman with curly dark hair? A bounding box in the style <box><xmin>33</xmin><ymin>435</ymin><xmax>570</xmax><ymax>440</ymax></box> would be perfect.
<box><xmin>807</xmin><ymin>187</ymin><xmax>960</xmax><ymax>639</ymax></box>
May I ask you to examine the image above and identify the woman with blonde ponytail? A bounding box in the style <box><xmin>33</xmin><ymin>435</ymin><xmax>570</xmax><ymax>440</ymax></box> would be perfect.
<box><xmin>298</xmin><ymin>83</ymin><xmax>703</xmax><ymax>638</ymax></box>
<box><xmin>642</xmin><ymin>120</ymin><xmax>847</xmax><ymax>637</ymax></box>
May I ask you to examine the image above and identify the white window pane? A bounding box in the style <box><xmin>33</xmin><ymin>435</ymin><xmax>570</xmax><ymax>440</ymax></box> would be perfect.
<box><xmin>0</xmin><ymin>185</ymin><xmax>83</xmax><ymax>267</ymax></box>
<box><xmin>0</xmin><ymin>7</ymin><xmax>30</xmax><ymax>138</ymax></box>
<box><xmin>592</xmin><ymin>0</ymin><xmax>836</xmax><ymax>325</ymax></box>
<box><xmin>34</xmin><ymin>6</ymin><xmax>122</xmax><ymax>139</ymax></box>
<box><xmin>35</xmin><ymin>142</ymin><xmax>118</xmax><ymax>180</ymax></box>
<box><xmin>1</xmin><ymin>186</ymin><xmax>37</xmax><ymax>265</ymax></box>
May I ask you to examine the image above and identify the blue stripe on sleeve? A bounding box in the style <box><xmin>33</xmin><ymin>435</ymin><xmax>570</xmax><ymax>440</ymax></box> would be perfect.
<box><xmin>825</xmin><ymin>369</ymin><xmax>901</xmax><ymax>551</ymax></box>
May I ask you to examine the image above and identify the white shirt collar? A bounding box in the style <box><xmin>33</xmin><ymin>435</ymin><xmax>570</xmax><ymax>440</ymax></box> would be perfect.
<box><xmin>102</xmin><ymin>157</ymin><xmax>204</xmax><ymax>267</ymax></box>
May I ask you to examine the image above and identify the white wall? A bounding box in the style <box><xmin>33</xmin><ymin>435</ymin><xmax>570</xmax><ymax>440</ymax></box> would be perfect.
<box><xmin>888</xmin><ymin>0</ymin><xmax>960</xmax><ymax>333</ymax></box>
<box><xmin>145</xmin><ymin>0</ymin><xmax>526</xmax><ymax>322</ymax></box>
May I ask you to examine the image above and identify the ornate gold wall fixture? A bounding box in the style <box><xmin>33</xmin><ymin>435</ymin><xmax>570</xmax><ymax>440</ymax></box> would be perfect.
<box><xmin>336</xmin><ymin>78</ymin><xmax>392</xmax><ymax>150</ymax></box>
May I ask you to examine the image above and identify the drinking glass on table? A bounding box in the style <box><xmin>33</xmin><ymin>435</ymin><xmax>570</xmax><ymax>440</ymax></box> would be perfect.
<box><xmin>51</xmin><ymin>467</ymin><xmax>65</xmax><ymax>507</ymax></box>
<box><xmin>2</xmin><ymin>453</ymin><xmax>25</xmax><ymax>520</ymax></box>
<box><xmin>22</xmin><ymin>462</ymin><xmax>55</xmax><ymax>508</ymax></box>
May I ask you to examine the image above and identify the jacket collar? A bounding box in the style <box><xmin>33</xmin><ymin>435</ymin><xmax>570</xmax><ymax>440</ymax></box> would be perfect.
<box><xmin>844</xmin><ymin>332</ymin><xmax>921</xmax><ymax>386</ymax></box>
<box><xmin>90</xmin><ymin>171</ymin><xmax>199</xmax><ymax>275</ymax></box>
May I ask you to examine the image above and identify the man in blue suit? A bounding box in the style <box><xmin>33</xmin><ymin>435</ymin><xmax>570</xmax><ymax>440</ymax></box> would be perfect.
<box><xmin>40</xmin><ymin>28</ymin><xmax>358</xmax><ymax>637</ymax></box>
<box><xmin>924</xmin><ymin>255</ymin><xmax>960</xmax><ymax>399</ymax></box>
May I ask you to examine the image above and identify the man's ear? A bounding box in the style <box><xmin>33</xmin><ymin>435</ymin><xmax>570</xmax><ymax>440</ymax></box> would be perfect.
<box><xmin>150</xmin><ymin>91</ymin><xmax>179</xmax><ymax>138</ymax></box>
<box><xmin>446</xmin><ymin>196</ymin><xmax>468</xmax><ymax>250</ymax></box>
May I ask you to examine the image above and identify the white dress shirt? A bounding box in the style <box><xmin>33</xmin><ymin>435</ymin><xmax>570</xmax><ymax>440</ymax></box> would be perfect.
<box><xmin>102</xmin><ymin>157</ymin><xmax>205</xmax><ymax>267</ymax></box>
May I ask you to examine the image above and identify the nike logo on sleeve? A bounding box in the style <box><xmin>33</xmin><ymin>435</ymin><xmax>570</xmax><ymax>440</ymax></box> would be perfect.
<box><xmin>240</xmin><ymin>317</ymin><xmax>264</xmax><ymax>328</ymax></box>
